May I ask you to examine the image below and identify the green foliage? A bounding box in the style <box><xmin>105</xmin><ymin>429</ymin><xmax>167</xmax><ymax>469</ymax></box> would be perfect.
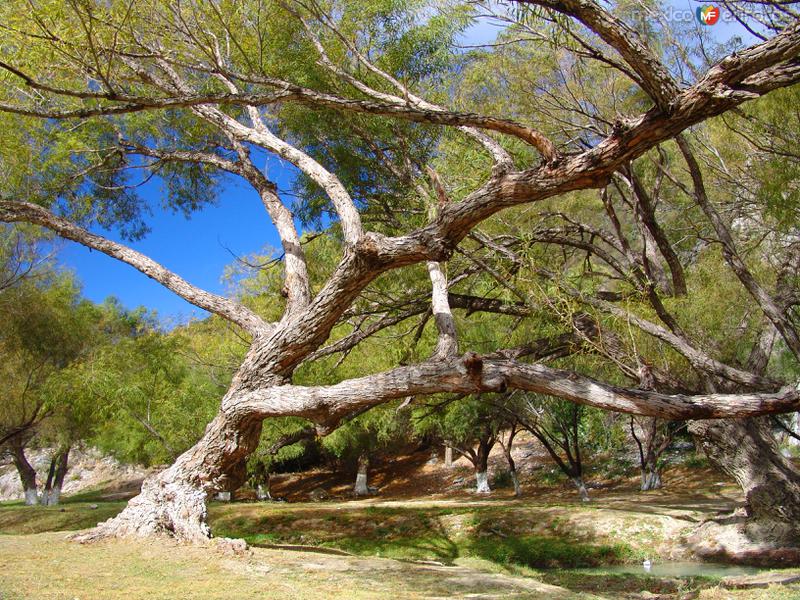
<box><xmin>322</xmin><ymin>402</ymin><xmax>411</xmax><ymax>462</ymax></box>
<box><xmin>415</xmin><ymin>395</ymin><xmax>506</xmax><ymax>450</ymax></box>
<box><xmin>0</xmin><ymin>270</ymin><xmax>102</xmax><ymax>448</ymax></box>
<box><xmin>81</xmin><ymin>327</ymin><xmax>221</xmax><ymax>466</ymax></box>
<box><xmin>735</xmin><ymin>87</ymin><xmax>800</xmax><ymax>230</ymax></box>
<box><xmin>491</xmin><ymin>468</ymin><xmax>514</xmax><ymax>489</ymax></box>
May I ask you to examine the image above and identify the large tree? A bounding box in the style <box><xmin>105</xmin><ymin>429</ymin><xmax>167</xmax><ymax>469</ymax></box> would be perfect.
<box><xmin>0</xmin><ymin>0</ymin><xmax>798</xmax><ymax>541</ymax></box>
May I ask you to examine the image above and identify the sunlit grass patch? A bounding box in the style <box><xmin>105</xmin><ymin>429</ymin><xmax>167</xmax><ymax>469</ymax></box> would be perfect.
<box><xmin>0</xmin><ymin>501</ymin><xmax>126</xmax><ymax>535</ymax></box>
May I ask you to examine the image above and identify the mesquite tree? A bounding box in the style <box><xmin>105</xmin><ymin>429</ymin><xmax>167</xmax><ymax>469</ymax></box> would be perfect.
<box><xmin>510</xmin><ymin>393</ymin><xmax>593</xmax><ymax>501</ymax></box>
<box><xmin>0</xmin><ymin>274</ymin><xmax>98</xmax><ymax>504</ymax></box>
<box><xmin>629</xmin><ymin>417</ymin><xmax>682</xmax><ymax>491</ymax></box>
<box><xmin>0</xmin><ymin>0</ymin><xmax>799</xmax><ymax>541</ymax></box>
<box><xmin>419</xmin><ymin>394</ymin><xmax>509</xmax><ymax>493</ymax></box>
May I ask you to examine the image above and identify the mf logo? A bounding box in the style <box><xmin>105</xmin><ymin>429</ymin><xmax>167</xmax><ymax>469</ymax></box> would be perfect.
<box><xmin>696</xmin><ymin>5</ymin><xmax>721</xmax><ymax>25</ymax></box>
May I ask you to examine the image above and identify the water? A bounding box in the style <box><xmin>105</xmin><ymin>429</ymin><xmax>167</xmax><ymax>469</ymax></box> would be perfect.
<box><xmin>582</xmin><ymin>561</ymin><xmax>766</xmax><ymax>578</ymax></box>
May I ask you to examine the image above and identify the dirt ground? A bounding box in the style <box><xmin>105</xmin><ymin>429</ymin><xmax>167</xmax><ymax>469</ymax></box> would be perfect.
<box><xmin>259</xmin><ymin>433</ymin><xmax>744</xmax><ymax>508</ymax></box>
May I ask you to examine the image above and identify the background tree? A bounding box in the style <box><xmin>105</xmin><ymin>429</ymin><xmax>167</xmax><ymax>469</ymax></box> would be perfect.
<box><xmin>0</xmin><ymin>274</ymin><xmax>94</xmax><ymax>503</ymax></box>
<box><xmin>417</xmin><ymin>395</ymin><xmax>510</xmax><ymax>494</ymax></box>
<box><xmin>629</xmin><ymin>417</ymin><xmax>683</xmax><ymax>491</ymax></box>
<box><xmin>323</xmin><ymin>403</ymin><xmax>411</xmax><ymax>495</ymax></box>
<box><xmin>510</xmin><ymin>394</ymin><xmax>593</xmax><ymax>501</ymax></box>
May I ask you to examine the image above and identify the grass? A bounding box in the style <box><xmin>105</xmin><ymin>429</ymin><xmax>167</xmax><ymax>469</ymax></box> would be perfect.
<box><xmin>2</xmin><ymin>492</ymin><xmax>800</xmax><ymax>599</ymax></box>
<box><xmin>0</xmin><ymin>499</ymin><xmax>125</xmax><ymax>534</ymax></box>
<box><xmin>209</xmin><ymin>502</ymin><xmax>647</xmax><ymax>568</ymax></box>
<box><xmin>0</xmin><ymin>496</ymin><xmax>680</xmax><ymax>570</ymax></box>
<box><xmin>1</xmin><ymin>532</ymin><xmax>515</xmax><ymax>600</ymax></box>
<box><xmin>467</xmin><ymin>536</ymin><xmax>635</xmax><ymax>569</ymax></box>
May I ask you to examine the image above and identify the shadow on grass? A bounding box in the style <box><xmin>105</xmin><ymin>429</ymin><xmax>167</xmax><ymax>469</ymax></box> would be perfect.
<box><xmin>211</xmin><ymin>504</ymin><xmax>462</xmax><ymax>562</ymax></box>
<box><xmin>464</xmin><ymin>512</ymin><xmax>637</xmax><ymax>569</ymax></box>
<box><xmin>539</xmin><ymin>569</ymin><xmax>718</xmax><ymax>597</ymax></box>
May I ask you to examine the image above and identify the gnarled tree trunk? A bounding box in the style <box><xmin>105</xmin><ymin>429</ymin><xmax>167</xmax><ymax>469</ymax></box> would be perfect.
<box><xmin>73</xmin><ymin>404</ymin><xmax>263</xmax><ymax>542</ymax></box>
<box><xmin>10</xmin><ymin>443</ymin><xmax>38</xmax><ymax>506</ymax></box>
<box><xmin>689</xmin><ymin>417</ymin><xmax>800</xmax><ymax>545</ymax></box>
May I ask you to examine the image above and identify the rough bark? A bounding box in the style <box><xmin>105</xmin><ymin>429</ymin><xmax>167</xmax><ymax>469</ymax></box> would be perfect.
<box><xmin>74</xmin><ymin>350</ymin><xmax>799</xmax><ymax>541</ymax></box>
<box><xmin>1</xmin><ymin>5</ymin><xmax>796</xmax><ymax>544</ymax></box>
<box><xmin>73</xmin><ymin>402</ymin><xmax>264</xmax><ymax>542</ymax></box>
<box><xmin>10</xmin><ymin>443</ymin><xmax>38</xmax><ymax>506</ymax></box>
<box><xmin>689</xmin><ymin>417</ymin><xmax>800</xmax><ymax>545</ymax></box>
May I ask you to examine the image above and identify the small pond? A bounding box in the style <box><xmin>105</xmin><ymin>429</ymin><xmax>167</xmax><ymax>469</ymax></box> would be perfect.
<box><xmin>579</xmin><ymin>561</ymin><xmax>767</xmax><ymax>578</ymax></box>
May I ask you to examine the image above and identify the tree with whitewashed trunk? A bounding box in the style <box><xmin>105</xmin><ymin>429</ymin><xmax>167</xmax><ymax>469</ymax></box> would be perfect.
<box><xmin>247</xmin><ymin>421</ymin><xmax>317</xmax><ymax>501</ymax></box>
<box><xmin>498</xmin><ymin>422</ymin><xmax>523</xmax><ymax>497</ymax></box>
<box><xmin>322</xmin><ymin>401</ymin><xmax>410</xmax><ymax>497</ymax></box>
<box><xmin>0</xmin><ymin>0</ymin><xmax>798</xmax><ymax>541</ymax></box>
<box><xmin>417</xmin><ymin>395</ymin><xmax>509</xmax><ymax>494</ymax></box>
<box><xmin>508</xmin><ymin>394</ymin><xmax>592</xmax><ymax>501</ymax></box>
<box><xmin>0</xmin><ymin>273</ymin><xmax>106</xmax><ymax>505</ymax></box>
<box><xmin>629</xmin><ymin>417</ymin><xmax>683</xmax><ymax>492</ymax></box>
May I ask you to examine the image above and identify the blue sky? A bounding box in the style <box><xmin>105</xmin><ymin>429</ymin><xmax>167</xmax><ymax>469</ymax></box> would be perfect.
<box><xmin>61</xmin><ymin>156</ymin><xmax>297</xmax><ymax>326</ymax></box>
<box><xmin>57</xmin><ymin>1</ymin><xmax>756</xmax><ymax>324</ymax></box>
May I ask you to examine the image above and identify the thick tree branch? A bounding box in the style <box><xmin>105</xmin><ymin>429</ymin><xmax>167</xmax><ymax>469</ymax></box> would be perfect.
<box><xmin>516</xmin><ymin>0</ymin><xmax>680</xmax><ymax>110</ymax></box>
<box><xmin>0</xmin><ymin>200</ymin><xmax>271</xmax><ymax>337</ymax></box>
<box><xmin>233</xmin><ymin>353</ymin><xmax>800</xmax><ymax>426</ymax></box>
